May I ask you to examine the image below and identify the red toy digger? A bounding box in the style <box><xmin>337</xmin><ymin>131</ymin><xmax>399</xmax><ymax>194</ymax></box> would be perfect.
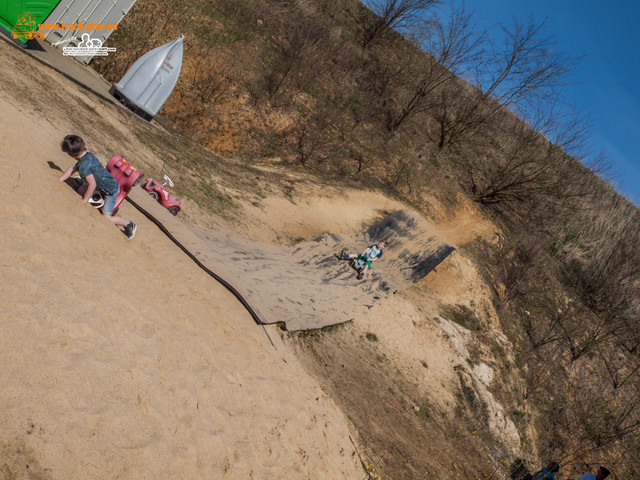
<box><xmin>86</xmin><ymin>154</ymin><xmax>143</xmax><ymax>214</ymax></box>
<box><xmin>84</xmin><ymin>155</ymin><xmax>181</xmax><ymax>216</ymax></box>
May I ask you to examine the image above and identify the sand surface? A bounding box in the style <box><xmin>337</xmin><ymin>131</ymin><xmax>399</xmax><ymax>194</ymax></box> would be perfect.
<box><xmin>0</xmin><ymin>42</ymin><xmax>364</xmax><ymax>477</ymax></box>
<box><xmin>0</xmin><ymin>34</ymin><xmax>522</xmax><ymax>479</ymax></box>
<box><xmin>128</xmin><ymin>195</ymin><xmax>455</xmax><ymax>330</ymax></box>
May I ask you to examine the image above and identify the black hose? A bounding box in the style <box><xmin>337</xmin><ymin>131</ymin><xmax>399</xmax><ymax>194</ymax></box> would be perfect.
<box><xmin>125</xmin><ymin>196</ymin><xmax>266</xmax><ymax>326</ymax></box>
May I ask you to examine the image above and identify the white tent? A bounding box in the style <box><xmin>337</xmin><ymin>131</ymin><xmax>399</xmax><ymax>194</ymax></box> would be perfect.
<box><xmin>109</xmin><ymin>36</ymin><xmax>184</xmax><ymax>121</ymax></box>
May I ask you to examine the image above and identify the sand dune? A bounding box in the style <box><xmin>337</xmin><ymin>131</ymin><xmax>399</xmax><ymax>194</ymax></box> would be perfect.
<box><xmin>130</xmin><ymin>190</ymin><xmax>455</xmax><ymax>331</ymax></box>
<box><xmin>194</xmin><ymin>209</ymin><xmax>455</xmax><ymax>331</ymax></box>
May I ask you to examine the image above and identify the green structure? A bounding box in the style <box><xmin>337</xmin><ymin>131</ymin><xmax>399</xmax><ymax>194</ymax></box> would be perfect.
<box><xmin>0</xmin><ymin>0</ymin><xmax>60</xmax><ymax>45</ymax></box>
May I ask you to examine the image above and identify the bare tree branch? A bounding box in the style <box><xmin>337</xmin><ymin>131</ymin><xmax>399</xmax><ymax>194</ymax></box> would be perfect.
<box><xmin>360</xmin><ymin>0</ymin><xmax>441</xmax><ymax>47</ymax></box>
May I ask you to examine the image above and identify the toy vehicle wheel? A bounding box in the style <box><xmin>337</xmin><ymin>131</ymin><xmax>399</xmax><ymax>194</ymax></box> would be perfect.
<box><xmin>168</xmin><ymin>206</ymin><xmax>180</xmax><ymax>216</ymax></box>
<box><xmin>148</xmin><ymin>190</ymin><xmax>160</xmax><ymax>201</ymax></box>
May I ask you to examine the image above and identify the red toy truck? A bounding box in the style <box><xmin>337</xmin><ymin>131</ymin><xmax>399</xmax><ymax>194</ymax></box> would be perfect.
<box><xmin>141</xmin><ymin>175</ymin><xmax>181</xmax><ymax>216</ymax></box>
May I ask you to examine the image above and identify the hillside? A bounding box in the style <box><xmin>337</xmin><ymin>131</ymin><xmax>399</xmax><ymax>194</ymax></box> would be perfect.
<box><xmin>93</xmin><ymin>1</ymin><xmax>639</xmax><ymax>478</ymax></box>
<box><xmin>0</xmin><ymin>32</ymin><xmax>521</xmax><ymax>479</ymax></box>
<box><xmin>0</xmin><ymin>39</ymin><xmax>369</xmax><ymax>478</ymax></box>
<box><xmin>2</xmin><ymin>0</ymin><xmax>640</xmax><ymax>478</ymax></box>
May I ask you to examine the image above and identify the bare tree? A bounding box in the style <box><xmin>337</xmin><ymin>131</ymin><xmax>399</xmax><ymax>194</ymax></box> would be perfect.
<box><xmin>559</xmin><ymin>193</ymin><xmax>640</xmax><ymax>359</ymax></box>
<box><xmin>434</xmin><ymin>17</ymin><xmax>573</xmax><ymax>150</ymax></box>
<box><xmin>384</xmin><ymin>5</ymin><xmax>483</xmax><ymax>132</ymax></box>
<box><xmin>436</xmin><ymin>103</ymin><xmax>592</xmax><ymax>232</ymax></box>
<box><xmin>281</xmin><ymin>102</ymin><xmax>342</xmax><ymax>166</ymax></box>
<box><xmin>359</xmin><ymin>0</ymin><xmax>440</xmax><ymax>47</ymax></box>
<box><xmin>262</xmin><ymin>20</ymin><xmax>326</xmax><ymax>104</ymax></box>
<box><xmin>256</xmin><ymin>4</ymin><xmax>347</xmax><ymax>106</ymax></box>
<box><xmin>186</xmin><ymin>49</ymin><xmax>233</xmax><ymax>104</ymax></box>
<box><xmin>521</xmin><ymin>343</ymin><xmax>565</xmax><ymax>399</ymax></box>
<box><xmin>494</xmin><ymin>230</ymin><xmax>547</xmax><ymax>303</ymax></box>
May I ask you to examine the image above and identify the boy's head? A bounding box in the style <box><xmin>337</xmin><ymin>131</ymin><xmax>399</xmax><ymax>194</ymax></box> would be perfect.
<box><xmin>377</xmin><ymin>240</ymin><xmax>388</xmax><ymax>249</ymax></box>
<box><xmin>61</xmin><ymin>135</ymin><xmax>87</xmax><ymax>158</ymax></box>
<box><xmin>596</xmin><ymin>467</ymin><xmax>610</xmax><ymax>479</ymax></box>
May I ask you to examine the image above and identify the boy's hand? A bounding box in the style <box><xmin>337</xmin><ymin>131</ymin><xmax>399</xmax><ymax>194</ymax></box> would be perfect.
<box><xmin>60</xmin><ymin>164</ymin><xmax>78</xmax><ymax>182</ymax></box>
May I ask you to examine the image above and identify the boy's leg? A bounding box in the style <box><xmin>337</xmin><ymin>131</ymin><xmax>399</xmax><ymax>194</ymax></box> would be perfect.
<box><xmin>357</xmin><ymin>261</ymin><xmax>371</xmax><ymax>279</ymax></box>
<box><xmin>102</xmin><ymin>212</ymin><xmax>129</xmax><ymax>227</ymax></box>
<box><xmin>338</xmin><ymin>248</ymin><xmax>354</xmax><ymax>260</ymax></box>
<box><xmin>344</xmin><ymin>250</ymin><xmax>355</xmax><ymax>259</ymax></box>
<box><xmin>102</xmin><ymin>191</ymin><xmax>137</xmax><ymax>238</ymax></box>
<box><xmin>103</xmin><ymin>212</ymin><xmax>137</xmax><ymax>239</ymax></box>
<box><xmin>101</xmin><ymin>191</ymin><xmax>128</xmax><ymax>226</ymax></box>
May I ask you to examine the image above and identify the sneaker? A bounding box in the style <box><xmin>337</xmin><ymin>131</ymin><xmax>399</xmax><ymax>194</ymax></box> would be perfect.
<box><xmin>357</xmin><ymin>272</ymin><xmax>363</xmax><ymax>280</ymax></box>
<box><xmin>124</xmin><ymin>222</ymin><xmax>137</xmax><ymax>239</ymax></box>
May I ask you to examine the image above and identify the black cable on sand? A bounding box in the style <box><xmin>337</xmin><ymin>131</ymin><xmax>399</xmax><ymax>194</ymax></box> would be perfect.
<box><xmin>124</xmin><ymin>196</ymin><xmax>270</xmax><ymax>334</ymax></box>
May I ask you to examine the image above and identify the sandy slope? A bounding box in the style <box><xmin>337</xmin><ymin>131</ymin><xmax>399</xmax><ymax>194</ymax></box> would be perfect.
<box><xmin>0</xmin><ymin>54</ymin><xmax>363</xmax><ymax>479</ymax></box>
<box><xmin>0</xmin><ymin>34</ymin><xmax>525</xmax><ymax>479</ymax></box>
<box><xmin>131</xmin><ymin>203</ymin><xmax>455</xmax><ymax>331</ymax></box>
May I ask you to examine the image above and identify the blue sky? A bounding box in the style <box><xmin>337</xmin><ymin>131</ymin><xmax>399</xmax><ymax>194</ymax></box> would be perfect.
<box><xmin>457</xmin><ymin>0</ymin><xmax>640</xmax><ymax>205</ymax></box>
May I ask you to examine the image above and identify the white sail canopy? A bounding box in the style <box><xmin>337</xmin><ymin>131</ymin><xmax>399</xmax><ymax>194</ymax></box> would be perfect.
<box><xmin>110</xmin><ymin>35</ymin><xmax>184</xmax><ymax>120</ymax></box>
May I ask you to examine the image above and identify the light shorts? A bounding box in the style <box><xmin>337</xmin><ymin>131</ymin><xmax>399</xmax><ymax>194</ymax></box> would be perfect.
<box><xmin>102</xmin><ymin>184</ymin><xmax>120</xmax><ymax>215</ymax></box>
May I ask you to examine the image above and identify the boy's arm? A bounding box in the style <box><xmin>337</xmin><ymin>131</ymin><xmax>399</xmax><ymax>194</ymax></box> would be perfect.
<box><xmin>81</xmin><ymin>174</ymin><xmax>97</xmax><ymax>203</ymax></box>
<box><xmin>59</xmin><ymin>164</ymin><xmax>78</xmax><ymax>182</ymax></box>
